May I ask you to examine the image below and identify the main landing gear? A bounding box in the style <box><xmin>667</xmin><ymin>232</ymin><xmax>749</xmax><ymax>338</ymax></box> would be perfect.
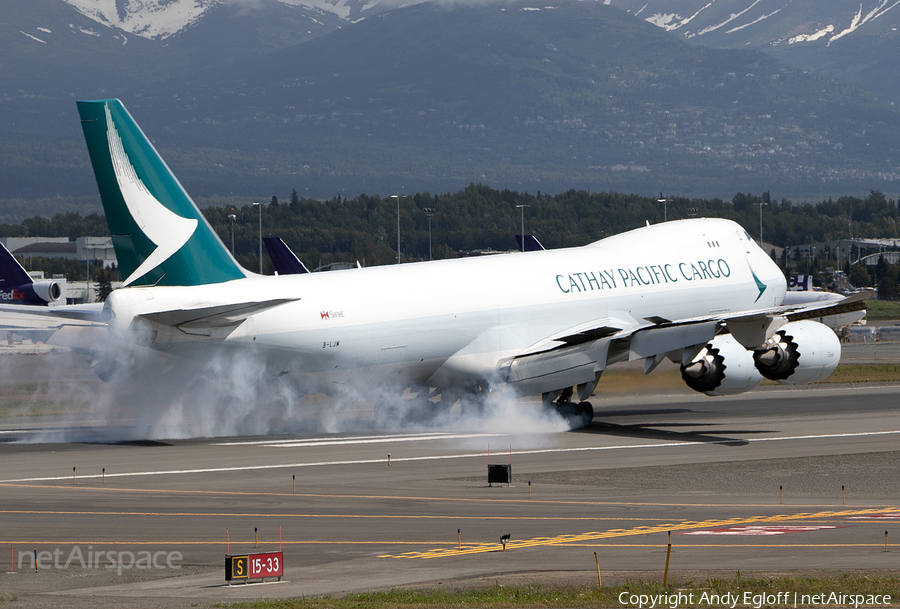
<box><xmin>542</xmin><ymin>386</ymin><xmax>594</xmax><ymax>429</ymax></box>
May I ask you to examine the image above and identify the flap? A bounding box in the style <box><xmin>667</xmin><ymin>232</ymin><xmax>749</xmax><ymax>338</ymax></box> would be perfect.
<box><xmin>518</xmin><ymin>312</ymin><xmax>643</xmax><ymax>357</ymax></box>
<box><xmin>629</xmin><ymin>321</ymin><xmax>719</xmax><ymax>361</ymax></box>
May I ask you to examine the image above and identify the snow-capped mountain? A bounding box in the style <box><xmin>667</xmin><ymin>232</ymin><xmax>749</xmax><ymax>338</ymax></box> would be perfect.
<box><xmin>62</xmin><ymin>0</ymin><xmax>900</xmax><ymax>43</ymax></box>
<box><xmin>604</xmin><ymin>0</ymin><xmax>900</xmax><ymax>47</ymax></box>
<box><xmin>63</xmin><ymin>0</ymin><xmax>217</xmax><ymax>39</ymax></box>
<box><xmin>3</xmin><ymin>0</ymin><xmax>344</xmax><ymax>89</ymax></box>
<box><xmin>604</xmin><ymin>0</ymin><xmax>900</xmax><ymax>102</ymax></box>
<box><xmin>61</xmin><ymin>0</ymin><xmax>392</xmax><ymax>39</ymax></box>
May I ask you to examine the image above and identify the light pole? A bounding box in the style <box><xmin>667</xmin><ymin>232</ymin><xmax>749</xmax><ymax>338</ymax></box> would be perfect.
<box><xmin>252</xmin><ymin>201</ymin><xmax>261</xmax><ymax>274</ymax></box>
<box><xmin>657</xmin><ymin>193</ymin><xmax>668</xmax><ymax>223</ymax></box>
<box><xmin>423</xmin><ymin>207</ymin><xmax>435</xmax><ymax>261</ymax></box>
<box><xmin>516</xmin><ymin>204</ymin><xmax>529</xmax><ymax>252</ymax></box>
<box><xmin>391</xmin><ymin>194</ymin><xmax>404</xmax><ymax>263</ymax></box>
<box><xmin>756</xmin><ymin>201</ymin><xmax>767</xmax><ymax>247</ymax></box>
<box><xmin>227</xmin><ymin>211</ymin><xmax>236</xmax><ymax>256</ymax></box>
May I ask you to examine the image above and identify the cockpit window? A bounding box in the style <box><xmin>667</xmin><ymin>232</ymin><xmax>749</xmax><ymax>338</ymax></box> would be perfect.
<box><xmin>743</xmin><ymin>231</ymin><xmax>752</xmax><ymax>241</ymax></box>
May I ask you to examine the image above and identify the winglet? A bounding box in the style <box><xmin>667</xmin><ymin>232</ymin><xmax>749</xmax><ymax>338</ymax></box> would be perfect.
<box><xmin>77</xmin><ymin>99</ymin><xmax>247</xmax><ymax>287</ymax></box>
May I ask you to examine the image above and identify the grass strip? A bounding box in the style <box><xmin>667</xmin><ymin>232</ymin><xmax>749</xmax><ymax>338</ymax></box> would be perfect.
<box><xmin>864</xmin><ymin>301</ymin><xmax>900</xmax><ymax>321</ymax></box>
<box><xmin>814</xmin><ymin>364</ymin><xmax>900</xmax><ymax>383</ymax></box>
<box><xmin>223</xmin><ymin>574</ymin><xmax>900</xmax><ymax>608</ymax></box>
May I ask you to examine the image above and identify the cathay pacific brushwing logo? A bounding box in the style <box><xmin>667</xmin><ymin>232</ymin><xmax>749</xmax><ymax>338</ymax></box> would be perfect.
<box><xmin>751</xmin><ymin>268</ymin><xmax>767</xmax><ymax>302</ymax></box>
<box><xmin>105</xmin><ymin>104</ymin><xmax>198</xmax><ymax>286</ymax></box>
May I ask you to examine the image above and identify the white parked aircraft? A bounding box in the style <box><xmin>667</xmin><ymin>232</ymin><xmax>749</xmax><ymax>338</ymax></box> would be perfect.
<box><xmin>1</xmin><ymin>100</ymin><xmax>870</xmax><ymax>426</ymax></box>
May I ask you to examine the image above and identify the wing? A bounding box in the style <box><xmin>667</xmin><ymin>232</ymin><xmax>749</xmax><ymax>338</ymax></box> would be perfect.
<box><xmin>501</xmin><ymin>290</ymin><xmax>871</xmax><ymax>397</ymax></box>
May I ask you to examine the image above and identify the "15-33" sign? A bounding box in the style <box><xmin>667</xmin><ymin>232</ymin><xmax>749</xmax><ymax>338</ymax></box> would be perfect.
<box><xmin>225</xmin><ymin>551</ymin><xmax>283</xmax><ymax>582</ymax></box>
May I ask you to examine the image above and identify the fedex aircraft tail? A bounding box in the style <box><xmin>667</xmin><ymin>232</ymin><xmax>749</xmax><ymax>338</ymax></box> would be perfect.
<box><xmin>77</xmin><ymin>99</ymin><xmax>247</xmax><ymax>287</ymax></box>
<box><xmin>0</xmin><ymin>242</ymin><xmax>64</xmax><ymax>305</ymax></box>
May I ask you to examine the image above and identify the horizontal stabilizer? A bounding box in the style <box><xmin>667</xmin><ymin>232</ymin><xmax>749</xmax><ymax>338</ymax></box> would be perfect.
<box><xmin>136</xmin><ymin>298</ymin><xmax>298</xmax><ymax>329</ymax></box>
<box><xmin>0</xmin><ymin>303</ymin><xmax>104</xmax><ymax>330</ymax></box>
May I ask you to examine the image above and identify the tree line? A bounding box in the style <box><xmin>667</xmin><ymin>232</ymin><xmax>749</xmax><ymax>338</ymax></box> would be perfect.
<box><xmin>3</xmin><ymin>185</ymin><xmax>899</xmax><ymax>297</ymax></box>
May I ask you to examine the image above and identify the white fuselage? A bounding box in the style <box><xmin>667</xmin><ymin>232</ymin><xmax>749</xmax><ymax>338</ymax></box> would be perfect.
<box><xmin>103</xmin><ymin>218</ymin><xmax>786</xmax><ymax>394</ymax></box>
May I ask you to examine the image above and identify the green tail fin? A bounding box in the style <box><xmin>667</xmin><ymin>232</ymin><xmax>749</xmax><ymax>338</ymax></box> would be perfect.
<box><xmin>77</xmin><ymin>99</ymin><xmax>246</xmax><ymax>287</ymax></box>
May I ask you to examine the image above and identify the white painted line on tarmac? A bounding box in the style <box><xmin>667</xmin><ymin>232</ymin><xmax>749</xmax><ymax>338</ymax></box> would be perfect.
<box><xmin>2</xmin><ymin>429</ymin><xmax>899</xmax><ymax>484</ymax></box>
<box><xmin>214</xmin><ymin>433</ymin><xmax>451</xmax><ymax>446</ymax></box>
<box><xmin>215</xmin><ymin>432</ymin><xmax>499</xmax><ymax>448</ymax></box>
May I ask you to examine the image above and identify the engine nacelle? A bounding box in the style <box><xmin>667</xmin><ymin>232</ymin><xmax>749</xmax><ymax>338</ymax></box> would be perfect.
<box><xmin>681</xmin><ymin>333</ymin><xmax>763</xmax><ymax>396</ymax></box>
<box><xmin>753</xmin><ymin>320</ymin><xmax>840</xmax><ymax>384</ymax></box>
<box><xmin>32</xmin><ymin>280</ymin><xmax>63</xmax><ymax>303</ymax></box>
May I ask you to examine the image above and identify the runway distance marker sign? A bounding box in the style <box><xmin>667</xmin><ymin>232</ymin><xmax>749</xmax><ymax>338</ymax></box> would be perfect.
<box><xmin>226</xmin><ymin>551</ymin><xmax>283</xmax><ymax>582</ymax></box>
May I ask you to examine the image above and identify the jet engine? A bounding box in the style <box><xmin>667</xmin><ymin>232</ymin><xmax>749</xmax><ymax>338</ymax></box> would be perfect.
<box><xmin>32</xmin><ymin>280</ymin><xmax>63</xmax><ymax>303</ymax></box>
<box><xmin>752</xmin><ymin>320</ymin><xmax>840</xmax><ymax>384</ymax></box>
<box><xmin>681</xmin><ymin>333</ymin><xmax>763</xmax><ymax>396</ymax></box>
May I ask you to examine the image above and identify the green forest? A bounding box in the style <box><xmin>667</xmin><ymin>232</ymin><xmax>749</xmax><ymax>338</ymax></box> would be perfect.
<box><xmin>3</xmin><ymin>185</ymin><xmax>899</xmax><ymax>298</ymax></box>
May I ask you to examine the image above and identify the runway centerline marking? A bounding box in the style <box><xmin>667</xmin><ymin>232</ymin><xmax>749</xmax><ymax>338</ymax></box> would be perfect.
<box><xmin>380</xmin><ymin>507</ymin><xmax>900</xmax><ymax>559</ymax></box>
<box><xmin>0</xmin><ymin>509</ymin><xmax>675</xmax><ymax>522</ymax></box>
<box><xmin>3</xmin><ymin>429</ymin><xmax>899</xmax><ymax>483</ymax></box>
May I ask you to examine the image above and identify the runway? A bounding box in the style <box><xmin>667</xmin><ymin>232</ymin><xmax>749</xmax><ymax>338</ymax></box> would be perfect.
<box><xmin>2</xmin><ymin>378</ymin><xmax>900</xmax><ymax>607</ymax></box>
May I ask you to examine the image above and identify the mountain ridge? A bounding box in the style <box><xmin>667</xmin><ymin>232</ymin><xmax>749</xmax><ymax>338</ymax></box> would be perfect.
<box><xmin>3</xmin><ymin>1</ymin><xmax>900</xmax><ymax>203</ymax></box>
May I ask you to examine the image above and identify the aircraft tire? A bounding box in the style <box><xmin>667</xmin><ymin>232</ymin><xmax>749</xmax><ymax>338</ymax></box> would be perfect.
<box><xmin>549</xmin><ymin>400</ymin><xmax>594</xmax><ymax>429</ymax></box>
<box><xmin>575</xmin><ymin>401</ymin><xmax>594</xmax><ymax>427</ymax></box>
